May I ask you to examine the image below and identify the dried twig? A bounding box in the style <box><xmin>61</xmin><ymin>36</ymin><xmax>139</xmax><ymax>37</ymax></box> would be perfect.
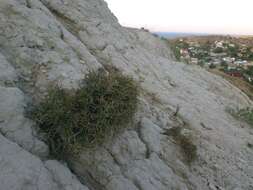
<box><xmin>173</xmin><ymin>105</ymin><xmax>180</xmax><ymax>117</ymax></box>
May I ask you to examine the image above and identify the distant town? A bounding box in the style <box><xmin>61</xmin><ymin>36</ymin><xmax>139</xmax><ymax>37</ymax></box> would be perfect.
<box><xmin>169</xmin><ymin>35</ymin><xmax>253</xmax><ymax>84</ymax></box>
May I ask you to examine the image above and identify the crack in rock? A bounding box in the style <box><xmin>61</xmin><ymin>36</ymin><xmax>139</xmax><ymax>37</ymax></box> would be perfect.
<box><xmin>104</xmin><ymin>147</ymin><xmax>142</xmax><ymax>190</ymax></box>
<box><xmin>136</xmin><ymin>122</ymin><xmax>151</xmax><ymax>159</ymax></box>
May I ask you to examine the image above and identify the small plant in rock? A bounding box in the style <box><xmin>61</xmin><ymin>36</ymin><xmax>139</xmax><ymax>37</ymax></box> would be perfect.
<box><xmin>29</xmin><ymin>67</ymin><xmax>138</xmax><ymax>159</ymax></box>
<box><xmin>163</xmin><ymin>127</ymin><xmax>197</xmax><ymax>163</ymax></box>
<box><xmin>247</xmin><ymin>143</ymin><xmax>253</xmax><ymax>149</ymax></box>
<box><xmin>228</xmin><ymin>107</ymin><xmax>253</xmax><ymax>128</ymax></box>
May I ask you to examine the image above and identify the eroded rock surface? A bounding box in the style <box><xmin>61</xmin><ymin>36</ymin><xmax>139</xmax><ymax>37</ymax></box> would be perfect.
<box><xmin>0</xmin><ymin>0</ymin><xmax>252</xmax><ymax>190</ymax></box>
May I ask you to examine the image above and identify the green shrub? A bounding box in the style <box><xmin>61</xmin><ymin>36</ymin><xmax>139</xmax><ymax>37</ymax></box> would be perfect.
<box><xmin>30</xmin><ymin>68</ymin><xmax>138</xmax><ymax>158</ymax></box>
<box><xmin>163</xmin><ymin>127</ymin><xmax>197</xmax><ymax>163</ymax></box>
<box><xmin>170</xmin><ymin>45</ymin><xmax>181</xmax><ymax>61</ymax></box>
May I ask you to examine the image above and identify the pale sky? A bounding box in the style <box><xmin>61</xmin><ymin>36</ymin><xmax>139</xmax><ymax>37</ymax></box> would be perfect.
<box><xmin>105</xmin><ymin>0</ymin><xmax>253</xmax><ymax>35</ymax></box>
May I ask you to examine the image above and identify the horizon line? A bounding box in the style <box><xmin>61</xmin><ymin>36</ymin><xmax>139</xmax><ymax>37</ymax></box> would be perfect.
<box><xmin>150</xmin><ymin>30</ymin><xmax>253</xmax><ymax>37</ymax></box>
<box><xmin>124</xmin><ymin>26</ymin><xmax>253</xmax><ymax>36</ymax></box>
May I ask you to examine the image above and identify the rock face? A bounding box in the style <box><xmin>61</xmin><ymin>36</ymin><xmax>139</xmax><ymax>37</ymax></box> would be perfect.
<box><xmin>0</xmin><ymin>0</ymin><xmax>252</xmax><ymax>190</ymax></box>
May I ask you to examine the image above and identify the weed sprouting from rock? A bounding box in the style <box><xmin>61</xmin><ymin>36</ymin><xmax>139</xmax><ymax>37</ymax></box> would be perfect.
<box><xmin>163</xmin><ymin>127</ymin><xmax>197</xmax><ymax>164</ymax></box>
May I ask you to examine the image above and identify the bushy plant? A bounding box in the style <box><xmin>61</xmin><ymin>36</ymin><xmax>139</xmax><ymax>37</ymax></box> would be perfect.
<box><xmin>30</xmin><ymin>68</ymin><xmax>138</xmax><ymax>158</ymax></box>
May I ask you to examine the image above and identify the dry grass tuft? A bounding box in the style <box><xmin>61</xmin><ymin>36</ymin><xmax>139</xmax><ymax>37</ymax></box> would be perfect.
<box><xmin>163</xmin><ymin>127</ymin><xmax>197</xmax><ymax>163</ymax></box>
<box><xmin>29</xmin><ymin>68</ymin><xmax>138</xmax><ymax>159</ymax></box>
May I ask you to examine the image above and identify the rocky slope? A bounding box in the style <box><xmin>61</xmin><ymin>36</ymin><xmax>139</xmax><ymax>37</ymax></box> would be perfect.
<box><xmin>0</xmin><ymin>0</ymin><xmax>253</xmax><ymax>190</ymax></box>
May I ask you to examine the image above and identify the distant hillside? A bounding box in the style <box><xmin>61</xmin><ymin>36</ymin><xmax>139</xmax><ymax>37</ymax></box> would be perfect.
<box><xmin>170</xmin><ymin>35</ymin><xmax>253</xmax><ymax>46</ymax></box>
<box><xmin>154</xmin><ymin>32</ymin><xmax>208</xmax><ymax>39</ymax></box>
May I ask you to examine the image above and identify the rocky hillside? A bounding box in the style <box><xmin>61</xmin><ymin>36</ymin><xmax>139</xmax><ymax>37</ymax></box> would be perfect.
<box><xmin>0</xmin><ymin>0</ymin><xmax>252</xmax><ymax>190</ymax></box>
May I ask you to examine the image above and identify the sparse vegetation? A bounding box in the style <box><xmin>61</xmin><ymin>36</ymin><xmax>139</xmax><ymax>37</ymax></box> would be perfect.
<box><xmin>29</xmin><ymin>68</ymin><xmax>138</xmax><ymax>159</ymax></box>
<box><xmin>171</xmin><ymin>45</ymin><xmax>181</xmax><ymax>61</ymax></box>
<box><xmin>229</xmin><ymin>107</ymin><xmax>253</xmax><ymax>128</ymax></box>
<box><xmin>163</xmin><ymin>127</ymin><xmax>197</xmax><ymax>163</ymax></box>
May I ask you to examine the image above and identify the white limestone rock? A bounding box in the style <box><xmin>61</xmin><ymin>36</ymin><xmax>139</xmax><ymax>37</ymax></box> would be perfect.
<box><xmin>45</xmin><ymin>160</ymin><xmax>90</xmax><ymax>190</ymax></box>
<box><xmin>139</xmin><ymin>117</ymin><xmax>163</xmax><ymax>154</ymax></box>
<box><xmin>0</xmin><ymin>134</ymin><xmax>89</xmax><ymax>190</ymax></box>
<box><xmin>0</xmin><ymin>53</ymin><xmax>17</xmax><ymax>86</ymax></box>
<box><xmin>0</xmin><ymin>86</ymin><xmax>49</xmax><ymax>157</ymax></box>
